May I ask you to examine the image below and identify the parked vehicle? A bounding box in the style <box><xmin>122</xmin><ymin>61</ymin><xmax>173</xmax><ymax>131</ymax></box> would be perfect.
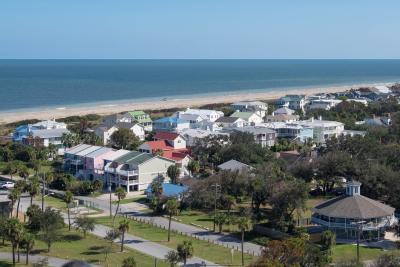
<box><xmin>1</xmin><ymin>182</ymin><xmax>15</xmax><ymax>189</ymax></box>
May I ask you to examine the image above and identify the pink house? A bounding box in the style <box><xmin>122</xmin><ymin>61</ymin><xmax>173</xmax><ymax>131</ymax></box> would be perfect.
<box><xmin>84</xmin><ymin>147</ymin><xmax>116</xmax><ymax>180</ymax></box>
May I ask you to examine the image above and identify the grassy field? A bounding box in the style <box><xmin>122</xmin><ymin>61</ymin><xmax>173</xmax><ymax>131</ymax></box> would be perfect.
<box><xmin>332</xmin><ymin>244</ymin><xmax>400</xmax><ymax>263</ymax></box>
<box><xmin>175</xmin><ymin>210</ymin><xmax>241</xmax><ymax>232</ymax></box>
<box><xmin>0</xmin><ymin>228</ymin><xmax>169</xmax><ymax>267</ymax></box>
<box><xmin>95</xmin><ymin>216</ymin><xmax>257</xmax><ymax>266</ymax></box>
<box><xmin>38</xmin><ymin>195</ymin><xmax>102</xmax><ymax>215</ymax></box>
<box><xmin>112</xmin><ymin>195</ymin><xmax>147</xmax><ymax>205</ymax></box>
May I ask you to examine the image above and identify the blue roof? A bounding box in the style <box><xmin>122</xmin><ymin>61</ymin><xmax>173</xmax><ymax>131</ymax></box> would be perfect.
<box><xmin>146</xmin><ymin>183</ymin><xmax>188</xmax><ymax>198</ymax></box>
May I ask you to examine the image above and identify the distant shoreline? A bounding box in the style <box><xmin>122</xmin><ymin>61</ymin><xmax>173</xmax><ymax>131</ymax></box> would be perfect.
<box><xmin>0</xmin><ymin>82</ymin><xmax>393</xmax><ymax>125</ymax></box>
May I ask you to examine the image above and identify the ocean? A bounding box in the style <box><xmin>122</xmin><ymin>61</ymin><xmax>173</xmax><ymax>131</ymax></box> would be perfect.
<box><xmin>1</xmin><ymin>59</ymin><xmax>400</xmax><ymax>113</ymax></box>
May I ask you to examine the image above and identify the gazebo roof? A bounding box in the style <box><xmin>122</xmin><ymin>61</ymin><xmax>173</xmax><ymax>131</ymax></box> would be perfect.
<box><xmin>313</xmin><ymin>194</ymin><xmax>395</xmax><ymax>219</ymax></box>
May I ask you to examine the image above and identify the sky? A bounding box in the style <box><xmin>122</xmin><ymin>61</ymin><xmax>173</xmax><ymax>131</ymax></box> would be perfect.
<box><xmin>0</xmin><ymin>0</ymin><xmax>399</xmax><ymax>59</ymax></box>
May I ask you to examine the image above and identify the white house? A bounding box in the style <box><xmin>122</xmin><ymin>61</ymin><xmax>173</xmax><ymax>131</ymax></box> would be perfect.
<box><xmin>292</xmin><ymin>117</ymin><xmax>344</xmax><ymax>144</ymax></box>
<box><xmin>265</xmin><ymin>114</ymin><xmax>299</xmax><ymax>123</ymax></box>
<box><xmin>231</xmin><ymin>101</ymin><xmax>268</xmax><ymax>118</ymax></box>
<box><xmin>174</xmin><ymin>108</ymin><xmax>224</xmax><ymax>124</ymax></box>
<box><xmin>308</xmin><ymin>99</ymin><xmax>342</xmax><ymax>111</ymax></box>
<box><xmin>179</xmin><ymin>128</ymin><xmax>230</xmax><ymax>147</ymax></box>
<box><xmin>104</xmin><ymin>151</ymin><xmax>175</xmax><ymax>192</ymax></box>
<box><xmin>95</xmin><ymin>122</ymin><xmax>145</xmax><ymax>145</ymax></box>
<box><xmin>276</xmin><ymin>95</ymin><xmax>307</xmax><ymax>111</ymax></box>
<box><xmin>14</xmin><ymin>119</ymin><xmax>69</xmax><ymax>148</ymax></box>
<box><xmin>215</xmin><ymin>117</ymin><xmax>245</xmax><ymax>129</ymax></box>
<box><xmin>153</xmin><ymin>132</ymin><xmax>186</xmax><ymax>149</ymax></box>
<box><xmin>234</xmin><ymin>126</ymin><xmax>277</xmax><ymax>147</ymax></box>
<box><xmin>230</xmin><ymin>111</ymin><xmax>263</xmax><ymax>125</ymax></box>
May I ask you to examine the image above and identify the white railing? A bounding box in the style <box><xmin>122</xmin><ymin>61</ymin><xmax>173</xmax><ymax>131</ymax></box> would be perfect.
<box><xmin>110</xmin><ymin>178</ymin><xmax>138</xmax><ymax>186</ymax></box>
<box><xmin>117</xmin><ymin>169</ymin><xmax>138</xmax><ymax>176</ymax></box>
<box><xmin>104</xmin><ymin>166</ymin><xmax>116</xmax><ymax>173</ymax></box>
<box><xmin>311</xmin><ymin>216</ymin><xmax>392</xmax><ymax>230</ymax></box>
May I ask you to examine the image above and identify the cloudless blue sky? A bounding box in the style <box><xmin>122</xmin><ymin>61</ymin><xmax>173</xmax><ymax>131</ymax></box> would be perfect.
<box><xmin>1</xmin><ymin>0</ymin><xmax>399</xmax><ymax>59</ymax></box>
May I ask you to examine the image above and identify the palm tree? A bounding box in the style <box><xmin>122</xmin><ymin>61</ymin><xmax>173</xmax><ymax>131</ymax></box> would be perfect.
<box><xmin>225</xmin><ymin>195</ymin><xmax>236</xmax><ymax>215</ymax></box>
<box><xmin>5</xmin><ymin>218</ymin><xmax>24</xmax><ymax>266</ymax></box>
<box><xmin>27</xmin><ymin>177</ymin><xmax>40</xmax><ymax>206</ymax></box>
<box><xmin>151</xmin><ymin>177</ymin><xmax>163</xmax><ymax>199</ymax></box>
<box><xmin>167</xmin><ymin>165</ymin><xmax>181</xmax><ymax>184</ymax></box>
<box><xmin>104</xmin><ymin>229</ymin><xmax>120</xmax><ymax>262</ymax></box>
<box><xmin>47</xmin><ymin>144</ymin><xmax>57</xmax><ymax>160</ymax></box>
<box><xmin>7</xmin><ymin>161</ymin><xmax>19</xmax><ymax>180</ymax></box>
<box><xmin>165</xmin><ymin>250</ymin><xmax>180</xmax><ymax>267</ymax></box>
<box><xmin>64</xmin><ymin>191</ymin><xmax>74</xmax><ymax>231</ymax></box>
<box><xmin>32</xmin><ymin>160</ymin><xmax>41</xmax><ymax>177</ymax></box>
<box><xmin>113</xmin><ymin>187</ymin><xmax>127</xmax><ymax>225</ymax></box>
<box><xmin>321</xmin><ymin>230</ymin><xmax>336</xmax><ymax>256</ymax></box>
<box><xmin>20</xmin><ymin>232</ymin><xmax>35</xmax><ymax>265</ymax></box>
<box><xmin>165</xmin><ymin>198</ymin><xmax>179</xmax><ymax>242</ymax></box>
<box><xmin>14</xmin><ymin>180</ymin><xmax>26</xmax><ymax>218</ymax></box>
<box><xmin>177</xmin><ymin>240</ymin><xmax>194</xmax><ymax>265</ymax></box>
<box><xmin>18</xmin><ymin>165</ymin><xmax>29</xmax><ymax>181</ymax></box>
<box><xmin>41</xmin><ymin>171</ymin><xmax>53</xmax><ymax>211</ymax></box>
<box><xmin>74</xmin><ymin>216</ymin><xmax>95</xmax><ymax>238</ymax></box>
<box><xmin>236</xmin><ymin>216</ymin><xmax>251</xmax><ymax>266</ymax></box>
<box><xmin>118</xmin><ymin>219</ymin><xmax>130</xmax><ymax>252</ymax></box>
<box><xmin>8</xmin><ymin>188</ymin><xmax>20</xmax><ymax>218</ymax></box>
<box><xmin>214</xmin><ymin>213</ymin><xmax>227</xmax><ymax>233</ymax></box>
<box><xmin>187</xmin><ymin>160</ymin><xmax>200</xmax><ymax>177</ymax></box>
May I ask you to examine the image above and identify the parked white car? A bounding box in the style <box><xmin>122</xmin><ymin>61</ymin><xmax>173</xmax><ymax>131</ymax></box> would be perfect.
<box><xmin>1</xmin><ymin>181</ymin><xmax>15</xmax><ymax>189</ymax></box>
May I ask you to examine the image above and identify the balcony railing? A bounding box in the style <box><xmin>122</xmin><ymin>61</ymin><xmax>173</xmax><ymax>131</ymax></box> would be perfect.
<box><xmin>311</xmin><ymin>216</ymin><xmax>394</xmax><ymax>231</ymax></box>
<box><xmin>117</xmin><ymin>169</ymin><xmax>138</xmax><ymax>176</ymax></box>
<box><xmin>110</xmin><ymin>177</ymin><xmax>139</xmax><ymax>186</ymax></box>
<box><xmin>104</xmin><ymin>166</ymin><xmax>116</xmax><ymax>173</ymax></box>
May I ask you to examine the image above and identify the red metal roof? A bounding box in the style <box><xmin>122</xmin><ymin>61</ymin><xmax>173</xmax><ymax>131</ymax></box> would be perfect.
<box><xmin>145</xmin><ymin>140</ymin><xmax>173</xmax><ymax>151</ymax></box>
<box><xmin>154</xmin><ymin>131</ymin><xmax>180</xmax><ymax>141</ymax></box>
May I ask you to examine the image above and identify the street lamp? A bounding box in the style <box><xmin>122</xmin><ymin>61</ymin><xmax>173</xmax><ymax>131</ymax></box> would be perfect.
<box><xmin>351</xmin><ymin>220</ymin><xmax>366</xmax><ymax>264</ymax></box>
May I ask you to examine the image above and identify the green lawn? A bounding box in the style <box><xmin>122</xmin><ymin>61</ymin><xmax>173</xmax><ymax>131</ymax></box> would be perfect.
<box><xmin>0</xmin><ymin>227</ymin><xmax>168</xmax><ymax>267</ymax></box>
<box><xmin>332</xmin><ymin>244</ymin><xmax>400</xmax><ymax>263</ymax></box>
<box><xmin>112</xmin><ymin>196</ymin><xmax>147</xmax><ymax>205</ymax></box>
<box><xmin>38</xmin><ymin>195</ymin><xmax>102</xmax><ymax>215</ymax></box>
<box><xmin>175</xmin><ymin>210</ymin><xmax>241</xmax><ymax>232</ymax></box>
<box><xmin>95</xmin><ymin>216</ymin><xmax>257</xmax><ymax>266</ymax></box>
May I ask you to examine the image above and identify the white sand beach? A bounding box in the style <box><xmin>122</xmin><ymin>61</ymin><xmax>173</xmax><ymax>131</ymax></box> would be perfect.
<box><xmin>0</xmin><ymin>83</ymin><xmax>390</xmax><ymax>124</ymax></box>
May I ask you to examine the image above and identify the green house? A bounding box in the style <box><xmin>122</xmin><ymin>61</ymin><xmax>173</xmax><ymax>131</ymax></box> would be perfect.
<box><xmin>126</xmin><ymin>110</ymin><xmax>153</xmax><ymax>132</ymax></box>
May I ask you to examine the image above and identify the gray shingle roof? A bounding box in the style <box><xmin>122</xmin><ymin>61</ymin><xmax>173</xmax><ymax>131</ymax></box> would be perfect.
<box><xmin>313</xmin><ymin>195</ymin><xmax>395</xmax><ymax>219</ymax></box>
<box><xmin>218</xmin><ymin>159</ymin><xmax>252</xmax><ymax>172</ymax></box>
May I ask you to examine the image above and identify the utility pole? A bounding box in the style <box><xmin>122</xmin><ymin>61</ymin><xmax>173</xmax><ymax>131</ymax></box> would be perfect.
<box><xmin>351</xmin><ymin>220</ymin><xmax>365</xmax><ymax>265</ymax></box>
<box><xmin>41</xmin><ymin>172</ymin><xmax>45</xmax><ymax>211</ymax></box>
<box><xmin>212</xmin><ymin>183</ymin><xmax>220</xmax><ymax>232</ymax></box>
<box><xmin>109</xmin><ymin>173</ymin><xmax>112</xmax><ymax>218</ymax></box>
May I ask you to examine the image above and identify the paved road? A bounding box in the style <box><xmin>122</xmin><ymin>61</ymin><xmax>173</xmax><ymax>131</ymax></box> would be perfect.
<box><xmin>19</xmin><ymin>196</ymin><xmax>221</xmax><ymax>267</ymax></box>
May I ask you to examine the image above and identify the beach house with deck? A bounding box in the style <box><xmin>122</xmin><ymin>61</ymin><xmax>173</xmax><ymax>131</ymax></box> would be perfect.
<box><xmin>103</xmin><ymin>151</ymin><xmax>175</xmax><ymax>192</ymax></box>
